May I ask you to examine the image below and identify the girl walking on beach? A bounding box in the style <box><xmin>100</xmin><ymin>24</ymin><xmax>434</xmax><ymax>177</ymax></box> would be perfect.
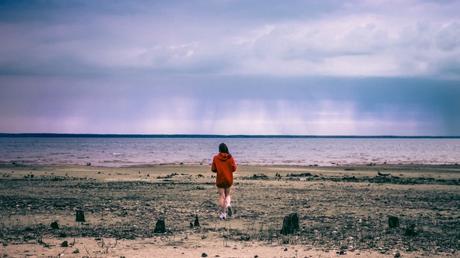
<box><xmin>211</xmin><ymin>143</ymin><xmax>237</xmax><ymax>220</ymax></box>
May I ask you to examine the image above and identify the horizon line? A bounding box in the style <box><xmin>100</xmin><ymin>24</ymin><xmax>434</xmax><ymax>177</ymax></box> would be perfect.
<box><xmin>0</xmin><ymin>133</ymin><xmax>459</xmax><ymax>139</ymax></box>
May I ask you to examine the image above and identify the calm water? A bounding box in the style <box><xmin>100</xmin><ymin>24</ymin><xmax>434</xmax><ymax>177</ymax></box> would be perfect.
<box><xmin>0</xmin><ymin>137</ymin><xmax>459</xmax><ymax>167</ymax></box>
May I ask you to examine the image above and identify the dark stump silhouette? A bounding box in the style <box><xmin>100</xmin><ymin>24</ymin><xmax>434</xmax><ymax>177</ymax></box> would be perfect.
<box><xmin>75</xmin><ymin>209</ymin><xmax>85</xmax><ymax>222</ymax></box>
<box><xmin>50</xmin><ymin>221</ymin><xmax>59</xmax><ymax>229</ymax></box>
<box><xmin>193</xmin><ymin>215</ymin><xmax>200</xmax><ymax>227</ymax></box>
<box><xmin>154</xmin><ymin>218</ymin><xmax>166</xmax><ymax>233</ymax></box>
<box><xmin>388</xmin><ymin>216</ymin><xmax>399</xmax><ymax>228</ymax></box>
<box><xmin>281</xmin><ymin>213</ymin><xmax>300</xmax><ymax>235</ymax></box>
<box><xmin>404</xmin><ymin>224</ymin><xmax>417</xmax><ymax>236</ymax></box>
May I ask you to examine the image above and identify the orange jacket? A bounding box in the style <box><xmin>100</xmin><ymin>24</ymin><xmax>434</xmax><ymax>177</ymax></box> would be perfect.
<box><xmin>211</xmin><ymin>152</ymin><xmax>237</xmax><ymax>188</ymax></box>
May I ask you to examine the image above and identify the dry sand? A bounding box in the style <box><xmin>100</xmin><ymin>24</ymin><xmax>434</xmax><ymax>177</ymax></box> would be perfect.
<box><xmin>0</xmin><ymin>164</ymin><xmax>459</xmax><ymax>257</ymax></box>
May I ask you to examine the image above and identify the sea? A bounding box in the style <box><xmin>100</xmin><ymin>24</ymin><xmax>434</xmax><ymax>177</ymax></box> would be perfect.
<box><xmin>0</xmin><ymin>135</ymin><xmax>459</xmax><ymax>167</ymax></box>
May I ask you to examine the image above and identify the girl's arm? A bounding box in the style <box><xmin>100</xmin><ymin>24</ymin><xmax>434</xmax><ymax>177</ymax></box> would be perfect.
<box><xmin>211</xmin><ymin>157</ymin><xmax>217</xmax><ymax>173</ymax></box>
<box><xmin>230</xmin><ymin>157</ymin><xmax>237</xmax><ymax>172</ymax></box>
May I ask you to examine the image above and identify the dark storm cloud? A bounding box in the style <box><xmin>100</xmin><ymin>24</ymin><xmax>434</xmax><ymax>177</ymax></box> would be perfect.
<box><xmin>0</xmin><ymin>0</ymin><xmax>459</xmax><ymax>135</ymax></box>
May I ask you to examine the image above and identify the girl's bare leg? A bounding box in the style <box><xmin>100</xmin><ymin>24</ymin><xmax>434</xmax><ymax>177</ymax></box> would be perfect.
<box><xmin>218</xmin><ymin>188</ymin><xmax>226</xmax><ymax>213</ymax></box>
<box><xmin>224</xmin><ymin>187</ymin><xmax>231</xmax><ymax>208</ymax></box>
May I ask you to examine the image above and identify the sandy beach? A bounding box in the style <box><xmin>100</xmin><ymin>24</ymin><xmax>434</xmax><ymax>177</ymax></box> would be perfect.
<box><xmin>0</xmin><ymin>163</ymin><xmax>459</xmax><ymax>257</ymax></box>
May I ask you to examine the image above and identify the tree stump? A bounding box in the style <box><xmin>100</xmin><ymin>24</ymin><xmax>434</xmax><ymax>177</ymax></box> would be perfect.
<box><xmin>154</xmin><ymin>218</ymin><xmax>166</xmax><ymax>233</ymax></box>
<box><xmin>388</xmin><ymin>216</ymin><xmax>399</xmax><ymax>228</ymax></box>
<box><xmin>281</xmin><ymin>213</ymin><xmax>299</xmax><ymax>235</ymax></box>
<box><xmin>50</xmin><ymin>221</ymin><xmax>59</xmax><ymax>229</ymax></box>
<box><xmin>76</xmin><ymin>209</ymin><xmax>85</xmax><ymax>222</ymax></box>
<box><xmin>404</xmin><ymin>224</ymin><xmax>417</xmax><ymax>236</ymax></box>
<box><xmin>193</xmin><ymin>215</ymin><xmax>200</xmax><ymax>227</ymax></box>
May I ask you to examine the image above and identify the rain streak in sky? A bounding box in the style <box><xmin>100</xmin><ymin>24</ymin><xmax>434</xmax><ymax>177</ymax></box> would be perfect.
<box><xmin>0</xmin><ymin>0</ymin><xmax>459</xmax><ymax>135</ymax></box>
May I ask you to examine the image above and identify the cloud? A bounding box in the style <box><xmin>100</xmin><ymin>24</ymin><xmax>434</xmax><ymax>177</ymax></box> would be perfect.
<box><xmin>0</xmin><ymin>1</ymin><xmax>459</xmax><ymax>135</ymax></box>
<box><xmin>0</xmin><ymin>0</ymin><xmax>459</xmax><ymax>78</ymax></box>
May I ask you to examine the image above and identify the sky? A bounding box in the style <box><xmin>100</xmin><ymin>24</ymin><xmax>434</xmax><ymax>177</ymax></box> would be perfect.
<box><xmin>0</xmin><ymin>0</ymin><xmax>459</xmax><ymax>135</ymax></box>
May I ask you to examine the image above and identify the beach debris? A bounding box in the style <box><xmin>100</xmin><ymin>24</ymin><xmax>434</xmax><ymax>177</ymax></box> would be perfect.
<box><xmin>275</xmin><ymin>173</ymin><xmax>282</xmax><ymax>179</ymax></box>
<box><xmin>287</xmin><ymin>172</ymin><xmax>313</xmax><ymax>177</ymax></box>
<box><xmin>281</xmin><ymin>213</ymin><xmax>300</xmax><ymax>235</ymax></box>
<box><xmin>60</xmin><ymin>240</ymin><xmax>68</xmax><ymax>247</ymax></box>
<box><xmin>378</xmin><ymin>171</ymin><xmax>391</xmax><ymax>177</ymax></box>
<box><xmin>157</xmin><ymin>172</ymin><xmax>178</xmax><ymax>179</ymax></box>
<box><xmin>50</xmin><ymin>221</ymin><xmax>59</xmax><ymax>229</ymax></box>
<box><xmin>201</xmin><ymin>252</ymin><xmax>208</xmax><ymax>257</ymax></box>
<box><xmin>86</xmin><ymin>162</ymin><xmax>91</xmax><ymax>166</ymax></box>
<box><xmin>404</xmin><ymin>224</ymin><xmax>417</xmax><ymax>236</ymax></box>
<box><xmin>337</xmin><ymin>249</ymin><xmax>346</xmax><ymax>255</ymax></box>
<box><xmin>388</xmin><ymin>216</ymin><xmax>399</xmax><ymax>228</ymax></box>
<box><xmin>76</xmin><ymin>209</ymin><xmax>85</xmax><ymax>222</ymax></box>
<box><xmin>239</xmin><ymin>234</ymin><xmax>250</xmax><ymax>241</ymax></box>
<box><xmin>154</xmin><ymin>218</ymin><xmax>166</xmax><ymax>233</ymax></box>
<box><xmin>250</xmin><ymin>173</ymin><xmax>269</xmax><ymax>180</ymax></box>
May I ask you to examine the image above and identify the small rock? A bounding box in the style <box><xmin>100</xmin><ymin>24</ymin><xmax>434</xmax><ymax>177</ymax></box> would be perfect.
<box><xmin>394</xmin><ymin>251</ymin><xmax>401</xmax><ymax>257</ymax></box>
<box><xmin>86</xmin><ymin>162</ymin><xmax>91</xmax><ymax>166</ymax></box>
<box><xmin>284</xmin><ymin>247</ymin><xmax>288</xmax><ymax>251</ymax></box>
<box><xmin>60</xmin><ymin>241</ymin><xmax>68</xmax><ymax>247</ymax></box>
<box><xmin>337</xmin><ymin>249</ymin><xmax>346</xmax><ymax>255</ymax></box>
<box><xmin>201</xmin><ymin>253</ymin><xmax>208</xmax><ymax>257</ymax></box>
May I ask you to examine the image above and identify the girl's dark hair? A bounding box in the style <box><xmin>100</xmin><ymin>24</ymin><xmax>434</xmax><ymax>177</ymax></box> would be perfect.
<box><xmin>219</xmin><ymin>143</ymin><xmax>229</xmax><ymax>154</ymax></box>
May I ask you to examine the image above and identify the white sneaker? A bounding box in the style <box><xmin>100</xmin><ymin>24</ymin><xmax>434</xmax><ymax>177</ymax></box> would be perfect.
<box><xmin>219</xmin><ymin>212</ymin><xmax>227</xmax><ymax>220</ymax></box>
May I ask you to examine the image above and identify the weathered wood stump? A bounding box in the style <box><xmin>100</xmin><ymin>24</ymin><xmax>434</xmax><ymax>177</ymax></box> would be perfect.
<box><xmin>76</xmin><ymin>209</ymin><xmax>85</xmax><ymax>222</ymax></box>
<box><xmin>50</xmin><ymin>221</ymin><xmax>59</xmax><ymax>229</ymax></box>
<box><xmin>61</xmin><ymin>241</ymin><xmax>68</xmax><ymax>247</ymax></box>
<box><xmin>154</xmin><ymin>218</ymin><xmax>166</xmax><ymax>233</ymax></box>
<box><xmin>404</xmin><ymin>224</ymin><xmax>417</xmax><ymax>236</ymax></box>
<box><xmin>388</xmin><ymin>216</ymin><xmax>399</xmax><ymax>228</ymax></box>
<box><xmin>193</xmin><ymin>215</ymin><xmax>200</xmax><ymax>227</ymax></box>
<box><xmin>281</xmin><ymin>213</ymin><xmax>299</xmax><ymax>235</ymax></box>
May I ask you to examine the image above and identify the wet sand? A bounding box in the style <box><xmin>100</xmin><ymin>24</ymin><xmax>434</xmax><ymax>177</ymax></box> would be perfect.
<box><xmin>0</xmin><ymin>164</ymin><xmax>459</xmax><ymax>257</ymax></box>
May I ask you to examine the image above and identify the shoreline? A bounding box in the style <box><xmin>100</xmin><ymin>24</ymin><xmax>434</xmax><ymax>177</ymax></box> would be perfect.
<box><xmin>1</xmin><ymin>164</ymin><xmax>459</xmax><ymax>257</ymax></box>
